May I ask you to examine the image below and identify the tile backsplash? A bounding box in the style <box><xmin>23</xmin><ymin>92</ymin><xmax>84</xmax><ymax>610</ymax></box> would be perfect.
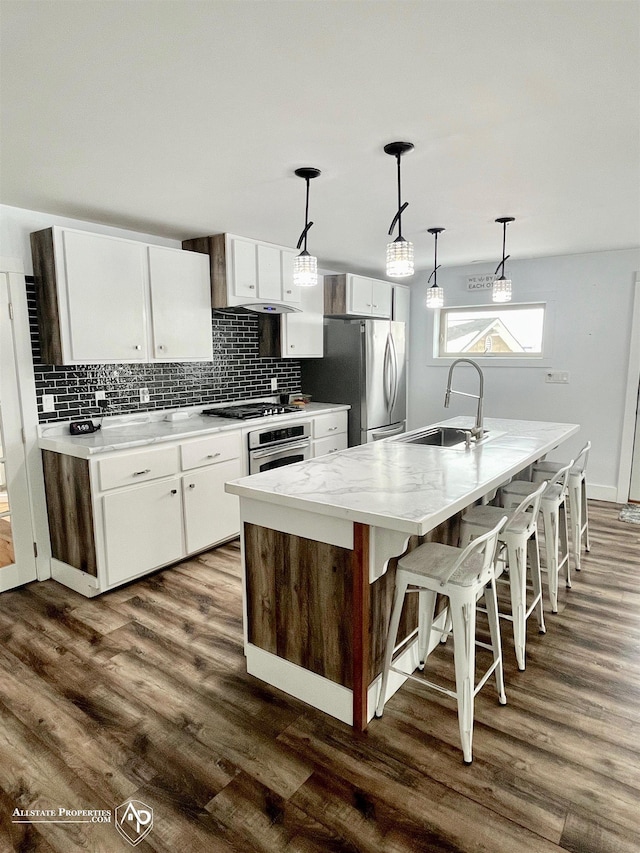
<box><xmin>26</xmin><ymin>278</ymin><xmax>301</xmax><ymax>423</ymax></box>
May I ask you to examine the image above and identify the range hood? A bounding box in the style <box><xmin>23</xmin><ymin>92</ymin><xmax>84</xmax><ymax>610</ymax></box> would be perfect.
<box><xmin>215</xmin><ymin>303</ymin><xmax>302</xmax><ymax>316</ymax></box>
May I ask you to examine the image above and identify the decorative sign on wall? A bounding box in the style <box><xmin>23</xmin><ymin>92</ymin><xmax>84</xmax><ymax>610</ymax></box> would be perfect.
<box><xmin>467</xmin><ymin>274</ymin><xmax>495</xmax><ymax>291</ymax></box>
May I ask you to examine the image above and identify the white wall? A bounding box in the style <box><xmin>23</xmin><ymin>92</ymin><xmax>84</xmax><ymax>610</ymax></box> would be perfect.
<box><xmin>0</xmin><ymin>204</ymin><xmax>180</xmax><ymax>273</ymax></box>
<box><xmin>408</xmin><ymin>248</ymin><xmax>640</xmax><ymax>501</ymax></box>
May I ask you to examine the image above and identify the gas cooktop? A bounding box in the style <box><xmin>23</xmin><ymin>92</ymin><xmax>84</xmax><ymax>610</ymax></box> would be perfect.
<box><xmin>202</xmin><ymin>402</ymin><xmax>300</xmax><ymax>420</ymax></box>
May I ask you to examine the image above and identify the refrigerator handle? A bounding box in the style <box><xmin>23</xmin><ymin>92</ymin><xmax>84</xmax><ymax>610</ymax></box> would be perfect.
<box><xmin>383</xmin><ymin>334</ymin><xmax>392</xmax><ymax>410</ymax></box>
<box><xmin>389</xmin><ymin>333</ymin><xmax>399</xmax><ymax>413</ymax></box>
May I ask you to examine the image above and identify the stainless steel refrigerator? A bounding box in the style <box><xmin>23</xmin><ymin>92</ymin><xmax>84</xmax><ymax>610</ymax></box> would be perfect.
<box><xmin>301</xmin><ymin>319</ymin><xmax>407</xmax><ymax>446</ymax></box>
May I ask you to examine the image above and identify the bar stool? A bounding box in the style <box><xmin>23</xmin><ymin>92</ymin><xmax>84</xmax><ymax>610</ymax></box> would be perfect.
<box><xmin>375</xmin><ymin>516</ymin><xmax>507</xmax><ymax>765</ymax></box>
<box><xmin>459</xmin><ymin>481</ymin><xmax>547</xmax><ymax>671</ymax></box>
<box><xmin>532</xmin><ymin>441</ymin><xmax>591</xmax><ymax>572</ymax></box>
<box><xmin>500</xmin><ymin>461</ymin><xmax>573</xmax><ymax>614</ymax></box>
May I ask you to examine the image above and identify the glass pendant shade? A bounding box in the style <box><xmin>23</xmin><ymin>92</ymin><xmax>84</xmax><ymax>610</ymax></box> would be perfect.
<box><xmin>386</xmin><ymin>238</ymin><xmax>414</xmax><ymax>277</ymax></box>
<box><xmin>293</xmin><ymin>250</ymin><xmax>318</xmax><ymax>287</ymax></box>
<box><xmin>426</xmin><ymin>285</ymin><xmax>444</xmax><ymax>309</ymax></box>
<box><xmin>492</xmin><ymin>276</ymin><xmax>512</xmax><ymax>303</ymax></box>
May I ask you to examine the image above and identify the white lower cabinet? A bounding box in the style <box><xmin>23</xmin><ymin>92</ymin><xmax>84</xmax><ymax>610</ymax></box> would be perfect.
<box><xmin>182</xmin><ymin>458</ymin><xmax>241</xmax><ymax>553</ymax></box>
<box><xmin>312</xmin><ymin>411</ymin><xmax>348</xmax><ymax>457</ymax></box>
<box><xmin>103</xmin><ymin>477</ymin><xmax>185</xmax><ymax>586</ymax></box>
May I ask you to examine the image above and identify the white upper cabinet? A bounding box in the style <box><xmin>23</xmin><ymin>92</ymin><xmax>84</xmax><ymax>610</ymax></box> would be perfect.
<box><xmin>59</xmin><ymin>230</ymin><xmax>148</xmax><ymax>362</ymax></box>
<box><xmin>182</xmin><ymin>233</ymin><xmax>301</xmax><ymax>311</ymax></box>
<box><xmin>148</xmin><ymin>245</ymin><xmax>213</xmax><ymax>361</ymax></box>
<box><xmin>324</xmin><ymin>273</ymin><xmax>392</xmax><ymax>319</ymax></box>
<box><xmin>30</xmin><ymin>226</ymin><xmax>212</xmax><ymax>365</ymax></box>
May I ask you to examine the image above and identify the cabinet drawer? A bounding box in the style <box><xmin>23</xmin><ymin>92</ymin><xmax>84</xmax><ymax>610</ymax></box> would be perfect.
<box><xmin>314</xmin><ymin>433</ymin><xmax>348</xmax><ymax>458</ymax></box>
<box><xmin>313</xmin><ymin>412</ymin><xmax>347</xmax><ymax>440</ymax></box>
<box><xmin>97</xmin><ymin>445</ymin><xmax>179</xmax><ymax>491</ymax></box>
<box><xmin>180</xmin><ymin>431</ymin><xmax>242</xmax><ymax>471</ymax></box>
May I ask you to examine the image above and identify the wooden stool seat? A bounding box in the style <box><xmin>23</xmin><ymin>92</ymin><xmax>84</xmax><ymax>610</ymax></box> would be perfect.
<box><xmin>532</xmin><ymin>441</ymin><xmax>591</xmax><ymax>572</ymax></box>
<box><xmin>375</xmin><ymin>516</ymin><xmax>507</xmax><ymax>765</ymax></box>
<box><xmin>460</xmin><ymin>481</ymin><xmax>547</xmax><ymax>671</ymax></box>
<box><xmin>501</xmin><ymin>460</ymin><xmax>574</xmax><ymax>614</ymax></box>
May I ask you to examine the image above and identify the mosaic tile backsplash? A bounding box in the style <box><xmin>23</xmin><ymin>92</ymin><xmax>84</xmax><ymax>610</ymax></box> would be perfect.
<box><xmin>26</xmin><ymin>278</ymin><xmax>302</xmax><ymax>423</ymax></box>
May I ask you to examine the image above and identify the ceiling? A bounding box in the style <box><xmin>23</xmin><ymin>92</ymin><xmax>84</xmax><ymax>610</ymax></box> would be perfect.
<box><xmin>1</xmin><ymin>0</ymin><xmax>639</xmax><ymax>277</ymax></box>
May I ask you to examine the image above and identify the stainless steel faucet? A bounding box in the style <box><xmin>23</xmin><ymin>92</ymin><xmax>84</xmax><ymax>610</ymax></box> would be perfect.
<box><xmin>444</xmin><ymin>358</ymin><xmax>485</xmax><ymax>439</ymax></box>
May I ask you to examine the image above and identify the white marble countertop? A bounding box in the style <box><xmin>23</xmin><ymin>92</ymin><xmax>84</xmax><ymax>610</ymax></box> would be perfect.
<box><xmin>38</xmin><ymin>402</ymin><xmax>350</xmax><ymax>458</ymax></box>
<box><xmin>225</xmin><ymin>417</ymin><xmax>580</xmax><ymax>536</ymax></box>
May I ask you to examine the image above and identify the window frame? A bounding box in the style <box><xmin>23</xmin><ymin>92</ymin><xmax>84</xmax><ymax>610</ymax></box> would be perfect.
<box><xmin>432</xmin><ymin>301</ymin><xmax>554</xmax><ymax>366</ymax></box>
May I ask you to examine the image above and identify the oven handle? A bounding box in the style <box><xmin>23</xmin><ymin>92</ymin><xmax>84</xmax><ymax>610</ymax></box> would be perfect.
<box><xmin>250</xmin><ymin>439</ymin><xmax>311</xmax><ymax>460</ymax></box>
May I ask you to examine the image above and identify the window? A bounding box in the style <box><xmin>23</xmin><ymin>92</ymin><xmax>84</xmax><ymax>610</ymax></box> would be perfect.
<box><xmin>437</xmin><ymin>303</ymin><xmax>546</xmax><ymax>359</ymax></box>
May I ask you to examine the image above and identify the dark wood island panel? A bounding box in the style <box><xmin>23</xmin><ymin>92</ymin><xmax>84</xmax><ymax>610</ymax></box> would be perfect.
<box><xmin>244</xmin><ymin>515</ymin><xmax>460</xmax><ymax>729</ymax></box>
<box><xmin>42</xmin><ymin>450</ymin><xmax>97</xmax><ymax>576</ymax></box>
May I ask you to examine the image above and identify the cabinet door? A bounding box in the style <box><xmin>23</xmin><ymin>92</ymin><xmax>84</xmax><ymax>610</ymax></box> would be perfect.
<box><xmin>392</xmin><ymin>285</ymin><xmax>410</xmax><ymax>325</ymax></box>
<box><xmin>62</xmin><ymin>230</ymin><xmax>147</xmax><ymax>362</ymax></box>
<box><xmin>103</xmin><ymin>478</ymin><xmax>184</xmax><ymax>586</ymax></box>
<box><xmin>148</xmin><ymin>246</ymin><xmax>213</xmax><ymax>361</ymax></box>
<box><xmin>348</xmin><ymin>275</ymin><xmax>373</xmax><ymax>315</ymax></box>
<box><xmin>282</xmin><ymin>312</ymin><xmax>324</xmax><ymax>358</ymax></box>
<box><xmin>257</xmin><ymin>244</ymin><xmax>282</xmax><ymax>301</ymax></box>
<box><xmin>230</xmin><ymin>238</ymin><xmax>258</xmax><ymax>299</ymax></box>
<box><xmin>371</xmin><ymin>279</ymin><xmax>392</xmax><ymax>318</ymax></box>
<box><xmin>281</xmin><ymin>249</ymin><xmax>301</xmax><ymax>304</ymax></box>
<box><xmin>182</xmin><ymin>458</ymin><xmax>241</xmax><ymax>553</ymax></box>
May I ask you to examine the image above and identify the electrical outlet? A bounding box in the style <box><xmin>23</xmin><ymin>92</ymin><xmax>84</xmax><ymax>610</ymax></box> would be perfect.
<box><xmin>270</xmin><ymin>377</ymin><xmax>278</xmax><ymax>392</ymax></box>
<box><xmin>42</xmin><ymin>394</ymin><xmax>56</xmax><ymax>412</ymax></box>
<box><xmin>95</xmin><ymin>390</ymin><xmax>106</xmax><ymax>402</ymax></box>
<box><xmin>140</xmin><ymin>387</ymin><xmax>150</xmax><ymax>404</ymax></box>
<box><xmin>545</xmin><ymin>371</ymin><xmax>570</xmax><ymax>384</ymax></box>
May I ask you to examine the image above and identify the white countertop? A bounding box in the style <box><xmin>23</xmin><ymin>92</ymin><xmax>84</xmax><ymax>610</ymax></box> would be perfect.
<box><xmin>225</xmin><ymin>417</ymin><xmax>580</xmax><ymax>536</ymax></box>
<box><xmin>38</xmin><ymin>402</ymin><xmax>350</xmax><ymax>458</ymax></box>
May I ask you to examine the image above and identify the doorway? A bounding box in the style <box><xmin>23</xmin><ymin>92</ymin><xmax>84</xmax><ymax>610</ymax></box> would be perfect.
<box><xmin>0</xmin><ymin>258</ymin><xmax>49</xmax><ymax>590</ymax></box>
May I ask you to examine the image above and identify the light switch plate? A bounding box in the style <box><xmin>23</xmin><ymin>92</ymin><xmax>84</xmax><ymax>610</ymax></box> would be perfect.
<box><xmin>270</xmin><ymin>377</ymin><xmax>278</xmax><ymax>391</ymax></box>
<box><xmin>42</xmin><ymin>394</ymin><xmax>56</xmax><ymax>412</ymax></box>
<box><xmin>545</xmin><ymin>371</ymin><xmax>570</xmax><ymax>384</ymax></box>
<box><xmin>140</xmin><ymin>387</ymin><xmax>150</xmax><ymax>403</ymax></box>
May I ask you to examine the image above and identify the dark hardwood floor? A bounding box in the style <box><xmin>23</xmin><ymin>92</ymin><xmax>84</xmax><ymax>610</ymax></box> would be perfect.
<box><xmin>0</xmin><ymin>500</ymin><xmax>638</xmax><ymax>852</ymax></box>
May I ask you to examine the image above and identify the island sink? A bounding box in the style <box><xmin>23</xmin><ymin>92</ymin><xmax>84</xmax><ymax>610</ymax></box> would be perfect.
<box><xmin>393</xmin><ymin>426</ymin><xmax>489</xmax><ymax>448</ymax></box>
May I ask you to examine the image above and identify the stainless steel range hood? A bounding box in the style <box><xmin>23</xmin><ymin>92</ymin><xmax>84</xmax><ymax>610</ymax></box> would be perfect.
<box><xmin>215</xmin><ymin>303</ymin><xmax>301</xmax><ymax>315</ymax></box>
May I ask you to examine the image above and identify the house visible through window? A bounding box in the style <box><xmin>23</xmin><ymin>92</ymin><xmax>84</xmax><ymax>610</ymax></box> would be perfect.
<box><xmin>438</xmin><ymin>304</ymin><xmax>546</xmax><ymax>358</ymax></box>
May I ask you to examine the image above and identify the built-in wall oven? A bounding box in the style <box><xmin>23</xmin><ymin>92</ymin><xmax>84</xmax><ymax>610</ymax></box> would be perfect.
<box><xmin>248</xmin><ymin>422</ymin><xmax>312</xmax><ymax>474</ymax></box>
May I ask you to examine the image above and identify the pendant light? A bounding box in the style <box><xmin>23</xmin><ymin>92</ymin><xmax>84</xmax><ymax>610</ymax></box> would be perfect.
<box><xmin>493</xmin><ymin>216</ymin><xmax>515</xmax><ymax>303</ymax></box>
<box><xmin>426</xmin><ymin>227</ymin><xmax>445</xmax><ymax>308</ymax></box>
<box><xmin>384</xmin><ymin>141</ymin><xmax>414</xmax><ymax>277</ymax></box>
<box><xmin>293</xmin><ymin>167</ymin><xmax>321</xmax><ymax>287</ymax></box>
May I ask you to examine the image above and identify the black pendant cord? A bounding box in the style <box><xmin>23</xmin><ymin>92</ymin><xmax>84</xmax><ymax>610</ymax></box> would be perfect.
<box><xmin>294</xmin><ymin>167</ymin><xmax>320</xmax><ymax>252</ymax></box>
<box><xmin>387</xmin><ymin>154</ymin><xmax>409</xmax><ymax>240</ymax></box>
<box><xmin>427</xmin><ymin>227</ymin><xmax>444</xmax><ymax>286</ymax></box>
<box><xmin>494</xmin><ymin>219</ymin><xmax>511</xmax><ymax>277</ymax></box>
<box><xmin>296</xmin><ymin>178</ymin><xmax>313</xmax><ymax>252</ymax></box>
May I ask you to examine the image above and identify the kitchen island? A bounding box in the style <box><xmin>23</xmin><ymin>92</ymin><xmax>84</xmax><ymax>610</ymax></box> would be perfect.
<box><xmin>225</xmin><ymin>417</ymin><xmax>579</xmax><ymax>730</ymax></box>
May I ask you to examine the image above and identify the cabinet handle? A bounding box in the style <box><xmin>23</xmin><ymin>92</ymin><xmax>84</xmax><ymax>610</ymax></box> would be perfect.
<box><xmin>327</xmin><ymin>426</ymin><xmax>338</xmax><ymax>431</ymax></box>
<box><xmin>133</xmin><ymin>468</ymin><xmax>151</xmax><ymax>476</ymax></box>
<box><xmin>285</xmin><ymin>289</ymin><xmax>292</xmax><ymax>294</ymax></box>
<box><xmin>134</xmin><ymin>345</ymin><xmax>142</xmax><ymax>351</ymax></box>
<box><xmin>157</xmin><ymin>344</ymin><xmax>165</xmax><ymax>351</ymax></box>
<box><xmin>188</xmin><ymin>483</ymin><xmax>196</xmax><ymax>489</ymax></box>
<box><xmin>249</xmin><ymin>285</ymin><xmax>255</xmax><ymax>289</ymax></box>
<box><xmin>206</xmin><ymin>452</ymin><xmax>221</xmax><ymax>458</ymax></box>
<box><xmin>290</xmin><ymin>344</ymin><xmax>295</xmax><ymax>349</ymax></box>
<box><xmin>366</xmin><ymin>303</ymin><xmax>371</xmax><ymax>307</ymax></box>
<box><xmin>372</xmin><ymin>304</ymin><xmax>378</xmax><ymax>308</ymax></box>
<box><xmin>328</xmin><ymin>449</ymin><xmax>338</xmax><ymax>453</ymax></box>
<box><xmin>170</xmin><ymin>489</ymin><xmax>177</xmax><ymax>495</ymax></box>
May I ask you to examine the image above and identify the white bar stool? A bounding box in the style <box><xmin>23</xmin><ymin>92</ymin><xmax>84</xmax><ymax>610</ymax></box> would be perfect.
<box><xmin>459</xmin><ymin>481</ymin><xmax>547</xmax><ymax>671</ymax></box>
<box><xmin>375</xmin><ymin>516</ymin><xmax>507</xmax><ymax>765</ymax></box>
<box><xmin>532</xmin><ymin>441</ymin><xmax>591</xmax><ymax>572</ymax></box>
<box><xmin>500</xmin><ymin>461</ymin><xmax>574</xmax><ymax>614</ymax></box>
